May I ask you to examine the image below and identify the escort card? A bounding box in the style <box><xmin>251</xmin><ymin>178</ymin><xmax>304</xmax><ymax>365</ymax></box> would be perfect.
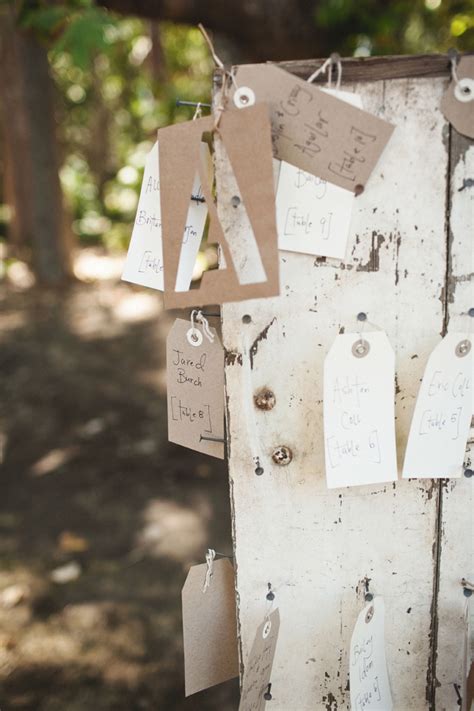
<box><xmin>182</xmin><ymin>557</ymin><xmax>239</xmax><ymax>696</ymax></box>
<box><xmin>166</xmin><ymin>318</ymin><xmax>224</xmax><ymax>459</ymax></box>
<box><xmin>239</xmin><ymin>608</ymin><xmax>280</xmax><ymax>711</ymax></box>
<box><xmin>323</xmin><ymin>331</ymin><xmax>398</xmax><ymax>488</ymax></box>
<box><xmin>231</xmin><ymin>64</ymin><xmax>394</xmax><ymax>192</ymax></box>
<box><xmin>122</xmin><ymin>141</ymin><xmax>211</xmax><ymax>291</ymax></box>
<box><xmin>403</xmin><ymin>333</ymin><xmax>472</xmax><ymax>479</ymax></box>
<box><xmin>276</xmin><ymin>90</ymin><xmax>362</xmax><ymax>259</ymax></box>
<box><xmin>350</xmin><ymin>597</ymin><xmax>393</xmax><ymax>711</ymax></box>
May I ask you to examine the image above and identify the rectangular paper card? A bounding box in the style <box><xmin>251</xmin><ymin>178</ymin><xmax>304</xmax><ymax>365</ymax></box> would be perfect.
<box><xmin>323</xmin><ymin>331</ymin><xmax>398</xmax><ymax>488</ymax></box>
<box><xmin>239</xmin><ymin>608</ymin><xmax>280</xmax><ymax>711</ymax></box>
<box><xmin>167</xmin><ymin>318</ymin><xmax>224</xmax><ymax>459</ymax></box>
<box><xmin>350</xmin><ymin>597</ymin><xmax>393</xmax><ymax>711</ymax></box>
<box><xmin>276</xmin><ymin>90</ymin><xmax>361</xmax><ymax>260</ymax></box>
<box><xmin>158</xmin><ymin>104</ymin><xmax>280</xmax><ymax>309</ymax></box>
<box><xmin>403</xmin><ymin>333</ymin><xmax>473</xmax><ymax>479</ymax></box>
<box><xmin>182</xmin><ymin>558</ymin><xmax>239</xmax><ymax>696</ymax></box>
<box><xmin>122</xmin><ymin>141</ymin><xmax>211</xmax><ymax>291</ymax></box>
<box><xmin>231</xmin><ymin>64</ymin><xmax>394</xmax><ymax>191</ymax></box>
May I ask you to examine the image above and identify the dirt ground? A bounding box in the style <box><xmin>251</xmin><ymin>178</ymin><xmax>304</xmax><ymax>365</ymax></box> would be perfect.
<box><xmin>0</xmin><ymin>250</ymin><xmax>239</xmax><ymax>710</ymax></box>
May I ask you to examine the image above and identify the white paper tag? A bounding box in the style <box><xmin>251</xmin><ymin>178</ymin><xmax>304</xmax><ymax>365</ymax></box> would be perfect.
<box><xmin>350</xmin><ymin>597</ymin><xmax>393</xmax><ymax>711</ymax></box>
<box><xmin>403</xmin><ymin>333</ymin><xmax>473</xmax><ymax>479</ymax></box>
<box><xmin>323</xmin><ymin>331</ymin><xmax>398</xmax><ymax>488</ymax></box>
<box><xmin>121</xmin><ymin>141</ymin><xmax>211</xmax><ymax>291</ymax></box>
<box><xmin>276</xmin><ymin>90</ymin><xmax>361</xmax><ymax>260</ymax></box>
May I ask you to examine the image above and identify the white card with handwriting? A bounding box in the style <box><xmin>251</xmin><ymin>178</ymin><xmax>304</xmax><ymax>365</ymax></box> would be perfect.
<box><xmin>276</xmin><ymin>90</ymin><xmax>361</xmax><ymax>260</ymax></box>
<box><xmin>122</xmin><ymin>141</ymin><xmax>211</xmax><ymax>291</ymax></box>
<box><xmin>403</xmin><ymin>333</ymin><xmax>472</xmax><ymax>479</ymax></box>
<box><xmin>239</xmin><ymin>608</ymin><xmax>280</xmax><ymax>711</ymax></box>
<box><xmin>323</xmin><ymin>331</ymin><xmax>397</xmax><ymax>488</ymax></box>
<box><xmin>350</xmin><ymin>597</ymin><xmax>393</xmax><ymax>711</ymax></box>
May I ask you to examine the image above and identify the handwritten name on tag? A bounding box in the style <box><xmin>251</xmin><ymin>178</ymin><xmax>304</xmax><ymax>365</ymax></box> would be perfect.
<box><xmin>350</xmin><ymin>597</ymin><xmax>393</xmax><ymax>711</ymax></box>
<box><xmin>121</xmin><ymin>141</ymin><xmax>211</xmax><ymax>291</ymax></box>
<box><xmin>166</xmin><ymin>318</ymin><xmax>224</xmax><ymax>459</ymax></box>
<box><xmin>323</xmin><ymin>331</ymin><xmax>398</xmax><ymax>488</ymax></box>
<box><xmin>276</xmin><ymin>90</ymin><xmax>361</xmax><ymax>260</ymax></box>
<box><xmin>239</xmin><ymin>608</ymin><xmax>280</xmax><ymax>711</ymax></box>
<box><xmin>182</xmin><ymin>558</ymin><xmax>239</xmax><ymax>696</ymax></box>
<box><xmin>403</xmin><ymin>333</ymin><xmax>472</xmax><ymax>479</ymax></box>
<box><xmin>231</xmin><ymin>64</ymin><xmax>394</xmax><ymax>192</ymax></box>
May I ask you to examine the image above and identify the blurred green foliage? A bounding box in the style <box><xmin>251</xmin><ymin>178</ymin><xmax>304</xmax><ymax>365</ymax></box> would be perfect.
<box><xmin>5</xmin><ymin>0</ymin><xmax>474</xmax><ymax>250</ymax></box>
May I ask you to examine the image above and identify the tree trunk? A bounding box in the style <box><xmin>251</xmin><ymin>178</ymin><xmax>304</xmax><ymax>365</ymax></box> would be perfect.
<box><xmin>0</xmin><ymin>7</ymin><xmax>72</xmax><ymax>286</ymax></box>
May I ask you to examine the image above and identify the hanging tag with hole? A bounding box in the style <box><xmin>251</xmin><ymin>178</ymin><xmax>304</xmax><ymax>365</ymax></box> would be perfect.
<box><xmin>441</xmin><ymin>56</ymin><xmax>474</xmax><ymax>139</ymax></box>
<box><xmin>403</xmin><ymin>333</ymin><xmax>472</xmax><ymax>479</ymax></box>
<box><xmin>276</xmin><ymin>90</ymin><xmax>362</xmax><ymax>260</ymax></box>
<box><xmin>350</xmin><ymin>597</ymin><xmax>393</xmax><ymax>711</ymax></box>
<box><xmin>182</xmin><ymin>556</ymin><xmax>239</xmax><ymax>696</ymax></box>
<box><xmin>323</xmin><ymin>331</ymin><xmax>397</xmax><ymax>488</ymax></box>
<box><xmin>166</xmin><ymin>317</ymin><xmax>224</xmax><ymax>458</ymax></box>
<box><xmin>158</xmin><ymin>103</ymin><xmax>280</xmax><ymax>309</ymax></box>
<box><xmin>229</xmin><ymin>64</ymin><xmax>394</xmax><ymax>193</ymax></box>
<box><xmin>121</xmin><ymin>141</ymin><xmax>211</xmax><ymax>291</ymax></box>
<box><xmin>238</xmin><ymin>608</ymin><xmax>280</xmax><ymax>711</ymax></box>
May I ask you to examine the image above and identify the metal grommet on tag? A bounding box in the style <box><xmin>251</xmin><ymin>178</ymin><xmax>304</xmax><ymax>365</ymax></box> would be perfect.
<box><xmin>262</xmin><ymin>619</ymin><xmax>272</xmax><ymax>638</ymax></box>
<box><xmin>233</xmin><ymin>86</ymin><xmax>256</xmax><ymax>109</ymax></box>
<box><xmin>454</xmin><ymin>78</ymin><xmax>474</xmax><ymax>103</ymax></box>
<box><xmin>365</xmin><ymin>605</ymin><xmax>374</xmax><ymax>624</ymax></box>
<box><xmin>455</xmin><ymin>338</ymin><xmax>471</xmax><ymax>358</ymax></box>
<box><xmin>352</xmin><ymin>338</ymin><xmax>370</xmax><ymax>358</ymax></box>
<box><xmin>187</xmin><ymin>327</ymin><xmax>203</xmax><ymax>347</ymax></box>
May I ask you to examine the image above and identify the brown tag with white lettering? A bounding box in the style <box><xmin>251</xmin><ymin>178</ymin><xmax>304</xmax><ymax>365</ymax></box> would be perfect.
<box><xmin>231</xmin><ymin>64</ymin><xmax>394</xmax><ymax>192</ymax></box>
<box><xmin>167</xmin><ymin>318</ymin><xmax>224</xmax><ymax>459</ymax></box>
<box><xmin>182</xmin><ymin>558</ymin><xmax>239</xmax><ymax>696</ymax></box>
<box><xmin>441</xmin><ymin>56</ymin><xmax>474</xmax><ymax>139</ymax></box>
<box><xmin>239</xmin><ymin>608</ymin><xmax>280</xmax><ymax>711</ymax></box>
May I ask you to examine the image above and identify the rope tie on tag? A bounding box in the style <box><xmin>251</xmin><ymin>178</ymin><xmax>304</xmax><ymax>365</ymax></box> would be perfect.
<box><xmin>202</xmin><ymin>548</ymin><xmax>216</xmax><ymax>592</ymax></box>
<box><xmin>307</xmin><ymin>53</ymin><xmax>342</xmax><ymax>92</ymax></box>
<box><xmin>449</xmin><ymin>49</ymin><xmax>461</xmax><ymax>87</ymax></box>
<box><xmin>193</xmin><ymin>309</ymin><xmax>215</xmax><ymax>343</ymax></box>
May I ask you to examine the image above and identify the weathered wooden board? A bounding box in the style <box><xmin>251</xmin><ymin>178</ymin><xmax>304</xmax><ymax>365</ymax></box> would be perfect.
<box><xmin>215</xmin><ymin>59</ymin><xmax>472</xmax><ymax>710</ymax></box>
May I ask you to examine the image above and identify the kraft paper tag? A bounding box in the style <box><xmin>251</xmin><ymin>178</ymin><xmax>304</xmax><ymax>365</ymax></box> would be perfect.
<box><xmin>182</xmin><ymin>558</ymin><xmax>239</xmax><ymax>696</ymax></box>
<box><xmin>323</xmin><ymin>331</ymin><xmax>398</xmax><ymax>488</ymax></box>
<box><xmin>122</xmin><ymin>141</ymin><xmax>211</xmax><ymax>291</ymax></box>
<box><xmin>441</xmin><ymin>57</ymin><xmax>474</xmax><ymax>139</ymax></box>
<box><xmin>403</xmin><ymin>333</ymin><xmax>472</xmax><ymax>479</ymax></box>
<box><xmin>158</xmin><ymin>103</ymin><xmax>280</xmax><ymax>309</ymax></box>
<box><xmin>166</xmin><ymin>318</ymin><xmax>224</xmax><ymax>459</ymax></box>
<box><xmin>350</xmin><ymin>597</ymin><xmax>393</xmax><ymax>711</ymax></box>
<box><xmin>276</xmin><ymin>90</ymin><xmax>361</xmax><ymax>260</ymax></box>
<box><xmin>231</xmin><ymin>64</ymin><xmax>394</xmax><ymax>192</ymax></box>
<box><xmin>239</xmin><ymin>608</ymin><xmax>280</xmax><ymax>711</ymax></box>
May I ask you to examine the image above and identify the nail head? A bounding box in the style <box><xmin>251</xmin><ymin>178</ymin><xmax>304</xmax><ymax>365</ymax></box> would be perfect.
<box><xmin>242</xmin><ymin>314</ymin><xmax>252</xmax><ymax>324</ymax></box>
<box><xmin>272</xmin><ymin>445</ymin><xmax>292</xmax><ymax>466</ymax></box>
<box><xmin>254</xmin><ymin>389</ymin><xmax>276</xmax><ymax>411</ymax></box>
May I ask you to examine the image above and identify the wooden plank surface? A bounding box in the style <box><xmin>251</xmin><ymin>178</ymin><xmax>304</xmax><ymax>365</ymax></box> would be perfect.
<box><xmin>216</xmin><ymin>69</ymin><xmax>461</xmax><ymax>709</ymax></box>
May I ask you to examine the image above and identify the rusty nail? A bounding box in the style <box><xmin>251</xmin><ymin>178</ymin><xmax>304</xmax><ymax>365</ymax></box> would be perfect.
<box><xmin>354</xmin><ymin>184</ymin><xmax>364</xmax><ymax>196</ymax></box>
<box><xmin>254</xmin><ymin>389</ymin><xmax>276</xmax><ymax>411</ymax></box>
<box><xmin>272</xmin><ymin>445</ymin><xmax>292</xmax><ymax>466</ymax></box>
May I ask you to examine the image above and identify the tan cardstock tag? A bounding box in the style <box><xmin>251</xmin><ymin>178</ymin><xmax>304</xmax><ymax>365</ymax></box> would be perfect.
<box><xmin>182</xmin><ymin>558</ymin><xmax>239</xmax><ymax>696</ymax></box>
<box><xmin>158</xmin><ymin>103</ymin><xmax>280</xmax><ymax>309</ymax></box>
<box><xmin>231</xmin><ymin>64</ymin><xmax>395</xmax><ymax>192</ymax></box>
<box><xmin>441</xmin><ymin>56</ymin><xmax>474</xmax><ymax>139</ymax></box>
<box><xmin>239</xmin><ymin>608</ymin><xmax>280</xmax><ymax>711</ymax></box>
<box><xmin>167</xmin><ymin>318</ymin><xmax>224</xmax><ymax>459</ymax></box>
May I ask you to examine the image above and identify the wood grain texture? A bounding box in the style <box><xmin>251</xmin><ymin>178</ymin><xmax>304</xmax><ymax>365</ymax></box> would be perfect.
<box><xmin>215</xmin><ymin>66</ymin><xmax>471</xmax><ymax>708</ymax></box>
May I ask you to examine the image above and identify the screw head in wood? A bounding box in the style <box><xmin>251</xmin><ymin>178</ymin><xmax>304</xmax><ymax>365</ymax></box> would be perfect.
<box><xmin>254</xmin><ymin>389</ymin><xmax>276</xmax><ymax>411</ymax></box>
<box><xmin>272</xmin><ymin>445</ymin><xmax>292</xmax><ymax>466</ymax></box>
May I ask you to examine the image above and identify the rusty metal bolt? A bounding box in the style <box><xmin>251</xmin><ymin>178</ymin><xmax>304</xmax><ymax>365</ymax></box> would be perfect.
<box><xmin>271</xmin><ymin>445</ymin><xmax>292</xmax><ymax>466</ymax></box>
<box><xmin>254</xmin><ymin>388</ymin><xmax>276</xmax><ymax>411</ymax></box>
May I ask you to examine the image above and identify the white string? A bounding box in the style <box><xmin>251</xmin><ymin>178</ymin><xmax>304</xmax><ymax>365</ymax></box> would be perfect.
<box><xmin>192</xmin><ymin>102</ymin><xmax>203</xmax><ymax>120</ymax></box>
<box><xmin>196</xmin><ymin>310</ymin><xmax>215</xmax><ymax>343</ymax></box>
<box><xmin>307</xmin><ymin>54</ymin><xmax>342</xmax><ymax>92</ymax></box>
<box><xmin>190</xmin><ymin>309</ymin><xmax>200</xmax><ymax>341</ymax></box>
<box><xmin>202</xmin><ymin>548</ymin><xmax>216</xmax><ymax>592</ymax></box>
<box><xmin>450</xmin><ymin>54</ymin><xmax>461</xmax><ymax>86</ymax></box>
